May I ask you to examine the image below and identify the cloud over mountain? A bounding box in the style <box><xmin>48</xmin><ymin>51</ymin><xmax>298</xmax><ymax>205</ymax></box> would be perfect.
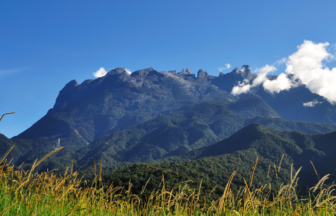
<box><xmin>93</xmin><ymin>67</ymin><xmax>108</xmax><ymax>78</ymax></box>
<box><xmin>286</xmin><ymin>40</ymin><xmax>336</xmax><ymax>103</ymax></box>
<box><xmin>218</xmin><ymin>64</ymin><xmax>231</xmax><ymax>72</ymax></box>
<box><xmin>231</xmin><ymin>64</ymin><xmax>279</xmax><ymax>95</ymax></box>
<box><xmin>303</xmin><ymin>100</ymin><xmax>322</xmax><ymax>107</ymax></box>
<box><xmin>231</xmin><ymin>40</ymin><xmax>336</xmax><ymax>104</ymax></box>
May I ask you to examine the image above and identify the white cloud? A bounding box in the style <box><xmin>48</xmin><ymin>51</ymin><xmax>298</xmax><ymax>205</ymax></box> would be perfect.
<box><xmin>125</xmin><ymin>68</ymin><xmax>132</xmax><ymax>75</ymax></box>
<box><xmin>275</xmin><ymin>58</ymin><xmax>287</xmax><ymax>65</ymax></box>
<box><xmin>231</xmin><ymin>79</ymin><xmax>251</xmax><ymax>95</ymax></box>
<box><xmin>0</xmin><ymin>68</ymin><xmax>23</xmax><ymax>75</ymax></box>
<box><xmin>231</xmin><ymin>65</ymin><xmax>277</xmax><ymax>95</ymax></box>
<box><xmin>231</xmin><ymin>40</ymin><xmax>336</xmax><ymax>103</ymax></box>
<box><xmin>263</xmin><ymin>73</ymin><xmax>294</xmax><ymax>93</ymax></box>
<box><xmin>218</xmin><ymin>64</ymin><xmax>231</xmax><ymax>72</ymax></box>
<box><xmin>93</xmin><ymin>67</ymin><xmax>108</xmax><ymax>78</ymax></box>
<box><xmin>303</xmin><ymin>100</ymin><xmax>322</xmax><ymax>107</ymax></box>
<box><xmin>286</xmin><ymin>40</ymin><xmax>336</xmax><ymax>103</ymax></box>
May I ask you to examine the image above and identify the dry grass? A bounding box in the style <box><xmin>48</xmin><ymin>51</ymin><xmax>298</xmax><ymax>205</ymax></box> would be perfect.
<box><xmin>1</xmin><ymin>146</ymin><xmax>336</xmax><ymax>215</ymax></box>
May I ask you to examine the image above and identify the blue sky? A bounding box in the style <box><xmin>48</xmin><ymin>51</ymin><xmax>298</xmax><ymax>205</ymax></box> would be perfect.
<box><xmin>1</xmin><ymin>0</ymin><xmax>336</xmax><ymax>138</ymax></box>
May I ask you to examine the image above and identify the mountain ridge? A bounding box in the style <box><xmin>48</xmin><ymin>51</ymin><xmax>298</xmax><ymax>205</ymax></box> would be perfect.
<box><xmin>10</xmin><ymin>100</ymin><xmax>336</xmax><ymax>172</ymax></box>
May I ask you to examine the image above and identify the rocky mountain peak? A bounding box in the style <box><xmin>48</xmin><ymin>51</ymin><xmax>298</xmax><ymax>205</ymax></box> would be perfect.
<box><xmin>241</xmin><ymin>65</ymin><xmax>251</xmax><ymax>72</ymax></box>
<box><xmin>64</xmin><ymin>79</ymin><xmax>79</xmax><ymax>89</ymax></box>
<box><xmin>229</xmin><ymin>65</ymin><xmax>255</xmax><ymax>80</ymax></box>
<box><xmin>179</xmin><ymin>68</ymin><xmax>191</xmax><ymax>75</ymax></box>
<box><xmin>106</xmin><ymin>68</ymin><xmax>128</xmax><ymax>76</ymax></box>
<box><xmin>197</xmin><ymin>69</ymin><xmax>208</xmax><ymax>80</ymax></box>
<box><xmin>131</xmin><ymin>67</ymin><xmax>158</xmax><ymax>77</ymax></box>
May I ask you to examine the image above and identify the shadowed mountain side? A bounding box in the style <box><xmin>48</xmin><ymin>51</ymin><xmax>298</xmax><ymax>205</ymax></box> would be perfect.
<box><xmin>104</xmin><ymin>124</ymin><xmax>336</xmax><ymax>196</ymax></box>
<box><xmin>245</xmin><ymin>116</ymin><xmax>336</xmax><ymax>134</ymax></box>
<box><xmin>7</xmin><ymin>130</ymin><xmax>88</xmax><ymax>165</ymax></box>
<box><xmin>1</xmin><ymin>96</ymin><xmax>281</xmax><ymax>169</ymax></box>
<box><xmin>20</xmin><ymin>101</ymin><xmax>336</xmax><ymax>172</ymax></box>
<box><xmin>1</xmin><ymin>131</ymin><xmax>86</xmax><ymax>165</ymax></box>
<box><xmin>226</xmin><ymin>97</ymin><xmax>280</xmax><ymax>119</ymax></box>
<box><xmin>163</xmin><ymin>124</ymin><xmax>336</xmax><ymax>187</ymax></box>
<box><xmin>78</xmin><ymin>106</ymin><xmax>336</xmax><ymax>170</ymax></box>
<box><xmin>74</xmin><ymin>102</ymin><xmax>245</xmax><ymax>169</ymax></box>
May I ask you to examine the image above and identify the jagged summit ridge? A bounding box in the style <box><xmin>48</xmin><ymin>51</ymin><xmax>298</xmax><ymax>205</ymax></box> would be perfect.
<box><xmin>66</xmin><ymin>65</ymin><xmax>254</xmax><ymax>91</ymax></box>
<box><xmin>54</xmin><ymin>65</ymin><xmax>258</xmax><ymax>113</ymax></box>
<box><xmin>20</xmin><ymin>66</ymin><xmax>240</xmax><ymax>144</ymax></box>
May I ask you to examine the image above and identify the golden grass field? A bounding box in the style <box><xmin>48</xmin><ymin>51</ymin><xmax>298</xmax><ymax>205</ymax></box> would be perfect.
<box><xmin>1</xmin><ymin>146</ymin><xmax>336</xmax><ymax>215</ymax></box>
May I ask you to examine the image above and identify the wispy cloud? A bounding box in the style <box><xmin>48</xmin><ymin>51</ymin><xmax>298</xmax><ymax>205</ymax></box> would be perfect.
<box><xmin>218</xmin><ymin>64</ymin><xmax>231</xmax><ymax>72</ymax></box>
<box><xmin>231</xmin><ymin>40</ymin><xmax>336</xmax><ymax>104</ymax></box>
<box><xmin>275</xmin><ymin>57</ymin><xmax>287</xmax><ymax>65</ymax></box>
<box><xmin>303</xmin><ymin>100</ymin><xmax>322</xmax><ymax>107</ymax></box>
<box><xmin>125</xmin><ymin>68</ymin><xmax>132</xmax><ymax>75</ymax></box>
<box><xmin>93</xmin><ymin>67</ymin><xmax>108</xmax><ymax>78</ymax></box>
<box><xmin>0</xmin><ymin>68</ymin><xmax>24</xmax><ymax>75</ymax></box>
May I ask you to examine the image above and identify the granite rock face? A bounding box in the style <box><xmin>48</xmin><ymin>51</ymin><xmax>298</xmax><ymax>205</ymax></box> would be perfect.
<box><xmin>197</xmin><ymin>69</ymin><xmax>208</xmax><ymax>81</ymax></box>
<box><xmin>17</xmin><ymin>67</ymin><xmax>238</xmax><ymax>145</ymax></box>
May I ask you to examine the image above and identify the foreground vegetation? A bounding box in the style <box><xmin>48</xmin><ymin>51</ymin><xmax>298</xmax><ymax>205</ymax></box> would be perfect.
<box><xmin>1</xmin><ymin>146</ymin><xmax>336</xmax><ymax>215</ymax></box>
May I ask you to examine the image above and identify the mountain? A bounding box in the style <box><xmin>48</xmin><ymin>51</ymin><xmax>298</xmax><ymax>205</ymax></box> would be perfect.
<box><xmin>16</xmin><ymin>100</ymin><xmax>336</xmax><ymax>172</ymax></box>
<box><xmin>73</xmin><ymin>102</ymin><xmax>245</xmax><ymax>169</ymax></box>
<box><xmin>3</xmin><ymin>65</ymin><xmax>336</xmax><ymax>173</ymax></box>
<box><xmin>12</xmin><ymin>65</ymin><xmax>336</xmax><ymax>150</ymax></box>
<box><xmin>15</xmin><ymin>68</ymin><xmax>234</xmax><ymax>147</ymax></box>
<box><xmin>17</xmin><ymin>101</ymin><xmax>245</xmax><ymax>170</ymax></box>
<box><xmin>75</xmin><ymin>101</ymin><xmax>336</xmax><ymax>170</ymax></box>
<box><xmin>101</xmin><ymin>123</ymin><xmax>336</xmax><ymax>196</ymax></box>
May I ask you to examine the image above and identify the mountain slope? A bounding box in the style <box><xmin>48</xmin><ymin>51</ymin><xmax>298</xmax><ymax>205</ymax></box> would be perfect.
<box><xmin>226</xmin><ymin>97</ymin><xmax>280</xmax><ymax>118</ymax></box>
<box><xmin>245</xmin><ymin>116</ymin><xmax>336</xmax><ymax>134</ymax></box>
<box><xmin>74</xmin><ymin>102</ymin><xmax>245</xmax><ymax>169</ymax></box>
<box><xmin>78</xmin><ymin>103</ymin><xmax>335</xmax><ymax>170</ymax></box>
<box><xmin>102</xmin><ymin>124</ymin><xmax>336</xmax><ymax>197</ymax></box>
<box><xmin>18</xmin><ymin>100</ymin><xmax>336</xmax><ymax>172</ymax></box>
